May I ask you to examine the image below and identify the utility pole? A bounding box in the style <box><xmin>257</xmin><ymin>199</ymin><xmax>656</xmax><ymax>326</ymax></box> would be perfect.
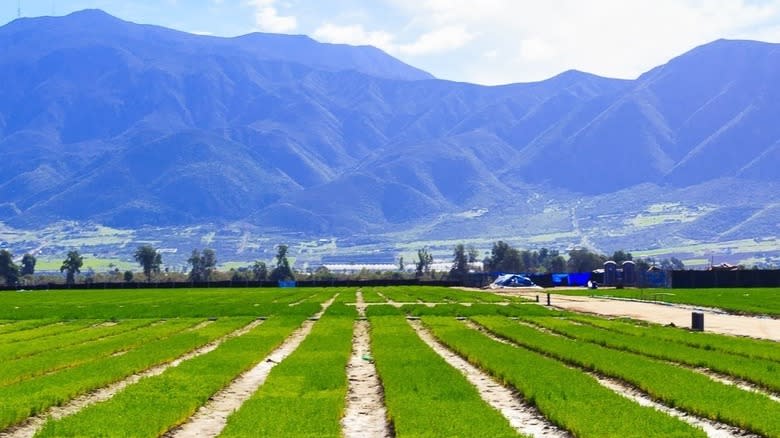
<box><xmin>17</xmin><ymin>0</ymin><xmax>21</xmax><ymax>18</ymax></box>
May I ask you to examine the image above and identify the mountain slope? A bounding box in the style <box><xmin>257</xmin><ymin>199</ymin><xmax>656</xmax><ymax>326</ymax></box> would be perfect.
<box><xmin>0</xmin><ymin>11</ymin><xmax>777</xmax><ymax>248</ymax></box>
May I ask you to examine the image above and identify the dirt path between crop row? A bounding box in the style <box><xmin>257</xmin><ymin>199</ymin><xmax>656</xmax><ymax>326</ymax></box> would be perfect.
<box><xmin>592</xmin><ymin>374</ymin><xmax>759</xmax><ymax>438</ymax></box>
<box><xmin>464</xmin><ymin>320</ymin><xmax>756</xmax><ymax>438</ymax></box>
<box><xmin>342</xmin><ymin>291</ymin><xmax>392</xmax><ymax>438</ymax></box>
<box><xmin>492</xmin><ymin>290</ymin><xmax>780</xmax><ymax>342</ymax></box>
<box><xmin>694</xmin><ymin>367</ymin><xmax>780</xmax><ymax>403</ymax></box>
<box><xmin>0</xmin><ymin>318</ymin><xmax>266</xmax><ymax>438</ymax></box>
<box><xmin>409</xmin><ymin>319</ymin><xmax>570</xmax><ymax>438</ymax></box>
<box><xmin>164</xmin><ymin>295</ymin><xmax>338</xmax><ymax>438</ymax></box>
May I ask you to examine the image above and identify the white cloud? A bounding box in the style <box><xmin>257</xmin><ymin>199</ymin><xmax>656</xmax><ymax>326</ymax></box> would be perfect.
<box><xmin>313</xmin><ymin>23</ymin><xmax>397</xmax><ymax>53</ymax></box>
<box><xmin>382</xmin><ymin>0</ymin><xmax>780</xmax><ymax>84</ymax></box>
<box><xmin>398</xmin><ymin>26</ymin><xmax>474</xmax><ymax>55</ymax></box>
<box><xmin>312</xmin><ymin>22</ymin><xmax>473</xmax><ymax>57</ymax></box>
<box><xmin>246</xmin><ymin>0</ymin><xmax>297</xmax><ymax>33</ymax></box>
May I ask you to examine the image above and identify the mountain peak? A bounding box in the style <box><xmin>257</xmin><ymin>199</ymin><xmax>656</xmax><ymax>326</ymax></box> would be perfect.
<box><xmin>65</xmin><ymin>8</ymin><xmax>117</xmax><ymax>19</ymax></box>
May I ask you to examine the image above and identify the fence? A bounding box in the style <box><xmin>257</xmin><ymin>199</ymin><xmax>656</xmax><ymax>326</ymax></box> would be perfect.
<box><xmin>3</xmin><ymin>270</ymin><xmax>778</xmax><ymax>291</ymax></box>
<box><xmin>671</xmin><ymin>269</ymin><xmax>780</xmax><ymax>288</ymax></box>
<box><xmin>0</xmin><ymin>278</ymin><xmax>463</xmax><ymax>292</ymax></box>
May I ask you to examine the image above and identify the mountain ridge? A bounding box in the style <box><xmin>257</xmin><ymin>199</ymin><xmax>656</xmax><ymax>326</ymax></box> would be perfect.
<box><xmin>0</xmin><ymin>10</ymin><xmax>777</xmax><ymax>263</ymax></box>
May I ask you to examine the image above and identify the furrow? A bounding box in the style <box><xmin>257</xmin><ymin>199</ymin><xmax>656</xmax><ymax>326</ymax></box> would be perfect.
<box><xmin>411</xmin><ymin>319</ymin><xmax>569</xmax><ymax>438</ymax></box>
<box><xmin>342</xmin><ymin>291</ymin><xmax>392</xmax><ymax>438</ymax></box>
<box><xmin>0</xmin><ymin>318</ymin><xmax>264</xmax><ymax>438</ymax></box>
<box><xmin>466</xmin><ymin>319</ymin><xmax>759</xmax><ymax>438</ymax></box>
<box><xmin>592</xmin><ymin>374</ymin><xmax>760</xmax><ymax>438</ymax></box>
<box><xmin>692</xmin><ymin>367</ymin><xmax>780</xmax><ymax>403</ymax></box>
<box><xmin>375</xmin><ymin>292</ymin><xmax>401</xmax><ymax>308</ymax></box>
<box><xmin>164</xmin><ymin>296</ymin><xmax>337</xmax><ymax>438</ymax></box>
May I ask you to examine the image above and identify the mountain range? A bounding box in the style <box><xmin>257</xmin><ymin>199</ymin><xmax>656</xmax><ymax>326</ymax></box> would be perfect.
<box><xmin>0</xmin><ymin>10</ymin><xmax>778</xmax><ymax>265</ymax></box>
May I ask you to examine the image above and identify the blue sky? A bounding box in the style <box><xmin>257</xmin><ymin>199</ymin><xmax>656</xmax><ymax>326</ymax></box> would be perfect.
<box><xmin>3</xmin><ymin>0</ymin><xmax>780</xmax><ymax>84</ymax></box>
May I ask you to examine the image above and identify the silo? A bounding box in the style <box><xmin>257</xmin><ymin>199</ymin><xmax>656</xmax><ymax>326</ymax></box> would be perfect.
<box><xmin>604</xmin><ymin>261</ymin><xmax>617</xmax><ymax>286</ymax></box>
<box><xmin>622</xmin><ymin>261</ymin><xmax>636</xmax><ymax>285</ymax></box>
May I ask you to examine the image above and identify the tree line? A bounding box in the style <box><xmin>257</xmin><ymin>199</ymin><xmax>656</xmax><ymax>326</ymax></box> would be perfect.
<box><xmin>0</xmin><ymin>241</ymin><xmax>686</xmax><ymax>287</ymax></box>
<box><xmin>0</xmin><ymin>244</ymin><xmax>296</xmax><ymax>287</ymax></box>
<box><xmin>443</xmin><ymin>241</ymin><xmax>684</xmax><ymax>280</ymax></box>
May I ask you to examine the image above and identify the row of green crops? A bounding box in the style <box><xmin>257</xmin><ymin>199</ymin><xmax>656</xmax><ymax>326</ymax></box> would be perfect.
<box><xmin>0</xmin><ymin>318</ymin><xmax>158</xmax><ymax>362</ymax></box>
<box><xmin>366</xmin><ymin>309</ymin><xmax>522</xmax><ymax>437</ymax></box>
<box><xmin>370</xmin><ymin>286</ymin><xmax>514</xmax><ymax>304</ymax></box>
<box><xmin>36</xmin><ymin>314</ymin><xmax>311</xmax><ymax>437</ymax></box>
<box><xmin>473</xmin><ymin>316</ymin><xmax>780</xmax><ymax>437</ymax></box>
<box><xmin>524</xmin><ymin>316</ymin><xmax>780</xmax><ymax>392</ymax></box>
<box><xmin>0</xmin><ymin>317</ymin><xmax>252</xmax><ymax>430</ymax></box>
<box><xmin>0</xmin><ymin>318</ymin><xmax>61</xmax><ymax>334</ymax></box>
<box><xmin>422</xmin><ymin>316</ymin><xmax>702</xmax><ymax>438</ymax></box>
<box><xmin>1</xmin><ymin>286</ymin><xmax>776</xmax><ymax>437</ymax></box>
<box><xmin>552</xmin><ymin>288</ymin><xmax>780</xmax><ymax>316</ymax></box>
<box><xmin>568</xmin><ymin>314</ymin><xmax>780</xmax><ymax>363</ymax></box>
<box><xmin>221</xmin><ymin>304</ymin><xmax>356</xmax><ymax>437</ymax></box>
<box><xmin>0</xmin><ymin>319</ymin><xmax>96</xmax><ymax>343</ymax></box>
<box><xmin>401</xmin><ymin>303</ymin><xmax>555</xmax><ymax>318</ymax></box>
<box><xmin>0</xmin><ymin>288</ymin><xmax>324</xmax><ymax>319</ymax></box>
<box><xmin>0</xmin><ymin>318</ymin><xmax>182</xmax><ymax>387</ymax></box>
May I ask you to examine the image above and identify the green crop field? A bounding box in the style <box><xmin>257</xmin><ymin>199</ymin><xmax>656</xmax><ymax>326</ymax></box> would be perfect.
<box><xmin>0</xmin><ymin>286</ymin><xmax>777</xmax><ymax>437</ymax></box>
<box><xmin>552</xmin><ymin>287</ymin><xmax>780</xmax><ymax>316</ymax></box>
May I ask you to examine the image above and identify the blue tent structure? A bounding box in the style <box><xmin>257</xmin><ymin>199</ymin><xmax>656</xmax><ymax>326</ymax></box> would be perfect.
<box><xmin>489</xmin><ymin>274</ymin><xmax>542</xmax><ymax>289</ymax></box>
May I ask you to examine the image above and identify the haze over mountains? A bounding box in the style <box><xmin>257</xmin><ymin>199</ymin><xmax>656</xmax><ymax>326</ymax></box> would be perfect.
<box><xmin>0</xmin><ymin>10</ymin><xmax>778</xmax><ymax>264</ymax></box>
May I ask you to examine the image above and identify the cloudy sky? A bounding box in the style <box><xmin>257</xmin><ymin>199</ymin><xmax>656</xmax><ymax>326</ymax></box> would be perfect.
<box><xmin>3</xmin><ymin>0</ymin><xmax>780</xmax><ymax>84</ymax></box>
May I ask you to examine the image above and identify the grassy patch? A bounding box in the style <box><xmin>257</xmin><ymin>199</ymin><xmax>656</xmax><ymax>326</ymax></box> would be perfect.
<box><xmin>552</xmin><ymin>288</ymin><xmax>780</xmax><ymax>316</ymax></box>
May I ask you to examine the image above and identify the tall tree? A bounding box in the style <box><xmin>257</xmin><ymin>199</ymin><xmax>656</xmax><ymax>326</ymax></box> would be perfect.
<box><xmin>450</xmin><ymin>244</ymin><xmax>469</xmax><ymax>278</ymax></box>
<box><xmin>188</xmin><ymin>249</ymin><xmax>217</xmax><ymax>281</ymax></box>
<box><xmin>484</xmin><ymin>241</ymin><xmax>523</xmax><ymax>273</ymax></box>
<box><xmin>0</xmin><ymin>250</ymin><xmax>19</xmax><ymax>286</ymax></box>
<box><xmin>134</xmin><ymin>245</ymin><xmax>162</xmax><ymax>282</ymax></box>
<box><xmin>547</xmin><ymin>254</ymin><xmax>567</xmax><ymax>273</ymax></box>
<box><xmin>188</xmin><ymin>249</ymin><xmax>203</xmax><ymax>282</ymax></box>
<box><xmin>567</xmin><ymin>248</ymin><xmax>606</xmax><ymax>272</ymax></box>
<box><xmin>312</xmin><ymin>265</ymin><xmax>334</xmax><ymax>280</ymax></box>
<box><xmin>201</xmin><ymin>249</ymin><xmax>217</xmax><ymax>281</ymax></box>
<box><xmin>610</xmin><ymin>250</ymin><xmax>633</xmax><ymax>264</ymax></box>
<box><xmin>467</xmin><ymin>246</ymin><xmax>479</xmax><ymax>264</ymax></box>
<box><xmin>252</xmin><ymin>261</ymin><xmax>268</xmax><ymax>281</ymax></box>
<box><xmin>270</xmin><ymin>245</ymin><xmax>294</xmax><ymax>281</ymax></box>
<box><xmin>20</xmin><ymin>254</ymin><xmax>36</xmax><ymax>276</ymax></box>
<box><xmin>60</xmin><ymin>250</ymin><xmax>84</xmax><ymax>285</ymax></box>
<box><xmin>415</xmin><ymin>247</ymin><xmax>433</xmax><ymax>277</ymax></box>
<box><xmin>660</xmin><ymin>257</ymin><xmax>685</xmax><ymax>271</ymax></box>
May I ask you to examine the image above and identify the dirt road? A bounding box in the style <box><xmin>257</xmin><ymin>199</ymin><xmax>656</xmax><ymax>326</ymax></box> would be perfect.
<box><xmin>497</xmin><ymin>290</ymin><xmax>780</xmax><ymax>342</ymax></box>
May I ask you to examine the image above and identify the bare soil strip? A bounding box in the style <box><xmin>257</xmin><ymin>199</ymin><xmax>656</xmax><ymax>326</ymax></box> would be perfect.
<box><xmin>692</xmin><ymin>367</ymin><xmax>780</xmax><ymax>403</ymax></box>
<box><xmin>592</xmin><ymin>374</ymin><xmax>760</xmax><ymax>438</ymax></box>
<box><xmin>0</xmin><ymin>318</ymin><xmax>265</xmax><ymax>438</ymax></box>
<box><xmin>375</xmin><ymin>292</ymin><xmax>400</xmax><ymax>308</ymax></box>
<box><xmin>409</xmin><ymin>319</ymin><xmax>570</xmax><ymax>438</ymax></box>
<box><xmin>185</xmin><ymin>320</ymin><xmax>215</xmax><ymax>331</ymax></box>
<box><xmin>165</xmin><ymin>296</ymin><xmax>337</xmax><ymax>438</ymax></box>
<box><xmin>466</xmin><ymin>320</ymin><xmax>757</xmax><ymax>438</ymax></box>
<box><xmin>342</xmin><ymin>291</ymin><xmax>392</xmax><ymax>438</ymax></box>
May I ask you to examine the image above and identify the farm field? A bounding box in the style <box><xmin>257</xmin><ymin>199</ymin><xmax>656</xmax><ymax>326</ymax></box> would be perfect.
<box><xmin>0</xmin><ymin>286</ymin><xmax>777</xmax><ymax>437</ymax></box>
<box><xmin>550</xmin><ymin>287</ymin><xmax>780</xmax><ymax>316</ymax></box>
